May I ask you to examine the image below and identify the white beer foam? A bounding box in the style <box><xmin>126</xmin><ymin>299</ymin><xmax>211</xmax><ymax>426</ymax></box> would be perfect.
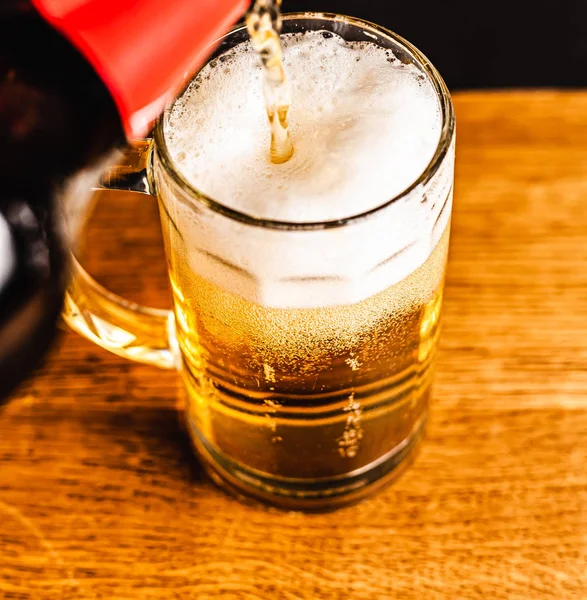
<box><xmin>161</xmin><ymin>31</ymin><xmax>453</xmax><ymax>308</ymax></box>
<box><xmin>167</xmin><ymin>31</ymin><xmax>441</xmax><ymax>222</ymax></box>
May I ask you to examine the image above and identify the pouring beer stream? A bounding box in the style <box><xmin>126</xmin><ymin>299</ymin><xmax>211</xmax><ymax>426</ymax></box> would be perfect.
<box><xmin>246</xmin><ymin>0</ymin><xmax>294</xmax><ymax>163</ymax></box>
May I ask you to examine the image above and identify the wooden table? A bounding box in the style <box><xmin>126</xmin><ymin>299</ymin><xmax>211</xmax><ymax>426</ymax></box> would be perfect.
<box><xmin>1</xmin><ymin>91</ymin><xmax>587</xmax><ymax>599</ymax></box>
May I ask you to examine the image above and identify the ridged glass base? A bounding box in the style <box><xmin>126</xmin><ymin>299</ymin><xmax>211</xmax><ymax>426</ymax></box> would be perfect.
<box><xmin>186</xmin><ymin>414</ymin><xmax>426</xmax><ymax>511</ymax></box>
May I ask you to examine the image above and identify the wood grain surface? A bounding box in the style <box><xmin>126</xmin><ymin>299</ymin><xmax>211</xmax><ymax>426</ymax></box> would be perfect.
<box><xmin>1</xmin><ymin>91</ymin><xmax>587</xmax><ymax>599</ymax></box>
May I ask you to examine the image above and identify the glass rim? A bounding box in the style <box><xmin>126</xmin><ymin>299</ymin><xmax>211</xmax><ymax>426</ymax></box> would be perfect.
<box><xmin>154</xmin><ymin>12</ymin><xmax>455</xmax><ymax>232</ymax></box>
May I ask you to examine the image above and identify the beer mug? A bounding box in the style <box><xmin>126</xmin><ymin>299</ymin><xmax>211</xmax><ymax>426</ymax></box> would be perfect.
<box><xmin>64</xmin><ymin>13</ymin><xmax>455</xmax><ymax>509</ymax></box>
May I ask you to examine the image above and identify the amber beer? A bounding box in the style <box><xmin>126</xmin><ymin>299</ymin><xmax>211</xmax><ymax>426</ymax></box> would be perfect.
<box><xmin>156</xmin><ymin>15</ymin><xmax>455</xmax><ymax>507</ymax></box>
<box><xmin>163</xmin><ymin>222</ymin><xmax>448</xmax><ymax>479</ymax></box>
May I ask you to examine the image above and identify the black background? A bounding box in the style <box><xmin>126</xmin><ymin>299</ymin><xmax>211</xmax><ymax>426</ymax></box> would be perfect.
<box><xmin>285</xmin><ymin>1</ymin><xmax>587</xmax><ymax>89</ymax></box>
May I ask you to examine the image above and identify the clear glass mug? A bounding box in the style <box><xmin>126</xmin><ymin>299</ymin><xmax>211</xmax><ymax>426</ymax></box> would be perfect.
<box><xmin>63</xmin><ymin>13</ymin><xmax>455</xmax><ymax>510</ymax></box>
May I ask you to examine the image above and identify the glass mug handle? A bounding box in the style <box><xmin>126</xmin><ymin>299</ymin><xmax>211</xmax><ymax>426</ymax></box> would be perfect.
<box><xmin>62</xmin><ymin>140</ymin><xmax>179</xmax><ymax>370</ymax></box>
